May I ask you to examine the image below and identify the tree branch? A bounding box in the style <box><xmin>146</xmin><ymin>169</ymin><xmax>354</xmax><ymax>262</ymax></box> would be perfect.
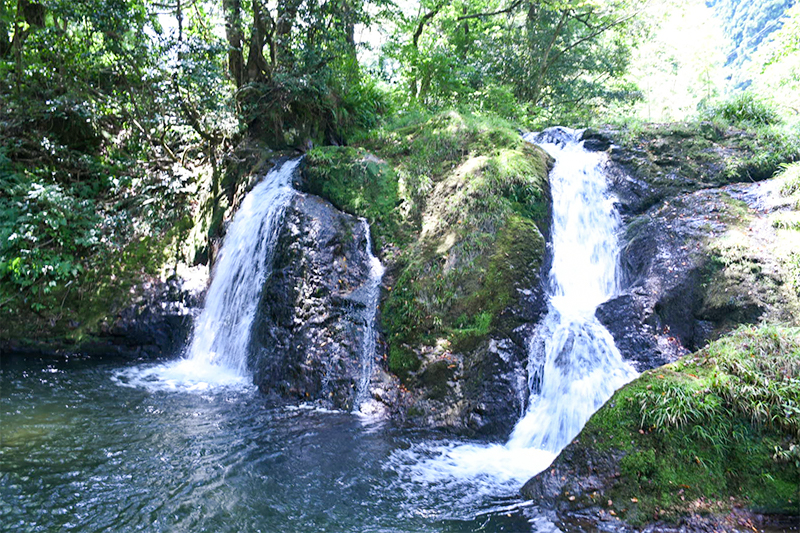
<box><xmin>546</xmin><ymin>9</ymin><xmax>640</xmax><ymax>72</ymax></box>
<box><xmin>412</xmin><ymin>3</ymin><xmax>444</xmax><ymax>48</ymax></box>
<box><xmin>455</xmin><ymin>0</ymin><xmax>523</xmax><ymax>22</ymax></box>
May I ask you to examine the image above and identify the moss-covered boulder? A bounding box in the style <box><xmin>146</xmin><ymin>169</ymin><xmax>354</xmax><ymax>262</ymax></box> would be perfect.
<box><xmin>521</xmin><ymin>325</ymin><xmax>800</xmax><ymax>529</ymax></box>
<box><xmin>301</xmin><ymin>111</ymin><xmax>552</xmax><ymax>435</ymax></box>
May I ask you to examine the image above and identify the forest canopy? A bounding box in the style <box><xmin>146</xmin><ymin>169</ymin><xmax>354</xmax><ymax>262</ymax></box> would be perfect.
<box><xmin>0</xmin><ymin>0</ymin><xmax>798</xmax><ymax>324</ymax></box>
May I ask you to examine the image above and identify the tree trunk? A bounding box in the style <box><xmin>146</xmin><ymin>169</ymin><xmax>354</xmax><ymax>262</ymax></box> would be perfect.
<box><xmin>245</xmin><ymin>0</ymin><xmax>272</xmax><ymax>84</ymax></box>
<box><xmin>223</xmin><ymin>0</ymin><xmax>244</xmax><ymax>87</ymax></box>
<box><xmin>275</xmin><ymin>0</ymin><xmax>302</xmax><ymax>67</ymax></box>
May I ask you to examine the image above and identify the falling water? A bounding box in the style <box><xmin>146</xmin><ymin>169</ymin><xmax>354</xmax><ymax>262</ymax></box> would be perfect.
<box><xmin>387</xmin><ymin>128</ymin><xmax>637</xmax><ymax>509</ymax></box>
<box><xmin>507</xmin><ymin>128</ymin><xmax>637</xmax><ymax>452</ymax></box>
<box><xmin>187</xmin><ymin>158</ymin><xmax>301</xmax><ymax>375</ymax></box>
<box><xmin>354</xmin><ymin>220</ymin><xmax>386</xmax><ymax>414</ymax></box>
<box><xmin>115</xmin><ymin>158</ymin><xmax>301</xmax><ymax>391</ymax></box>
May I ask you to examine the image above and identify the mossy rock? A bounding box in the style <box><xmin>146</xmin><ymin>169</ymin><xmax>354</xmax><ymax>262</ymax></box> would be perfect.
<box><xmin>605</xmin><ymin>121</ymin><xmax>800</xmax><ymax>214</ymax></box>
<box><xmin>381</xmin><ymin>141</ymin><xmax>550</xmax><ymax>376</ymax></box>
<box><xmin>302</xmin><ymin>146</ymin><xmax>402</xmax><ymax>250</ymax></box>
<box><xmin>522</xmin><ymin>325</ymin><xmax>800</xmax><ymax>526</ymax></box>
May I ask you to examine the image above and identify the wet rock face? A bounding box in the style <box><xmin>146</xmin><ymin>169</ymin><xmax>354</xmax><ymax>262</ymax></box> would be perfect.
<box><xmin>100</xmin><ymin>279</ymin><xmax>197</xmax><ymax>357</ymax></box>
<box><xmin>520</xmin><ymin>432</ymin><xmax>623</xmax><ymax>514</ymax></box>
<box><xmin>400</xmin><ymin>323</ymin><xmax>537</xmax><ymax>437</ymax></box>
<box><xmin>593</xmin><ymin>141</ymin><xmax>799</xmax><ymax>371</ymax></box>
<box><xmin>248</xmin><ymin>193</ymin><xmax>396</xmax><ymax>412</ymax></box>
<box><xmin>0</xmin><ymin>278</ymin><xmax>197</xmax><ymax>359</ymax></box>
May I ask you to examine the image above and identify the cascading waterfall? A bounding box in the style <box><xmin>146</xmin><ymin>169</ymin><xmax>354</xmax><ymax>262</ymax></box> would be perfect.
<box><xmin>187</xmin><ymin>158</ymin><xmax>301</xmax><ymax>375</ymax></box>
<box><xmin>354</xmin><ymin>219</ymin><xmax>386</xmax><ymax>414</ymax></box>
<box><xmin>387</xmin><ymin>128</ymin><xmax>637</xmax><ymax>508</ymax></box>
<box><xmin>115</xmin><ymin>158</ymin><xmax>301</xmax><ymax>391</ymax></box>
<box><xmin>507</xmin><ymin>129</ymin><xmax>637</xmax><ymax>452</ymax></box>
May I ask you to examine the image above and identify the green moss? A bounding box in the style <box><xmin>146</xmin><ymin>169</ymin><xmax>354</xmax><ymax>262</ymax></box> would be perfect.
<box><xmin>577</xmin><ymin>325</ymin><xmax>800</xmax><ymax>524</ymax></box>
<box><xmin>303</xmin><ymin>146</ymin><xmax>402</xmax><ymax>250</ymax></box>
<box><xmin>388</xmin><ymin>343</ymin><xmax>421</xmax><ymax>376</ymax></box>
<box><xmin>368</xmin><ymin>111</ymin><xmax>550</xmax><ymax>379</ymax></box>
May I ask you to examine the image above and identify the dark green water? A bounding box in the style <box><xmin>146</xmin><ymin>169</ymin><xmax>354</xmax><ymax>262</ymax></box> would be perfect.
<box><xmin>0</xmin><ymin>354</ymin><xmax>561</xmax><ymax>533</ymax></box>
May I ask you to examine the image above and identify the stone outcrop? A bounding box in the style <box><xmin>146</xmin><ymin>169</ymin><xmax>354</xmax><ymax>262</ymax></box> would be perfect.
<box><xmin>248</xmin><ymin>192</ymin><xmax>401</xmax><ymax>413</ymax></box>
<box><xmin>580</xmin><ymin>128</ymin><xmax>800</xmax><ymax>372</ymax></box>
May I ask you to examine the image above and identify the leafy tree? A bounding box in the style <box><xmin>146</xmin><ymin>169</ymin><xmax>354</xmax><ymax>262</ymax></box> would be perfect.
<box><xmin>220</xmin><ymin>0</ymin><xmax>388</xmax><ymax>146</ymax></box>
<box><xmin>385</xmin><ymin>0</ymin><xmax>645</xmax><ymax>120</ymax></box>
<box><xmin>0</xmin><ymin>0</ymin><xmax>229</xmax><ymax>314</ymax></box>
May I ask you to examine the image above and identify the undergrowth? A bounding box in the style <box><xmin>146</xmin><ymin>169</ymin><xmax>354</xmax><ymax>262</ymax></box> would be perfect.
<box><xmin>582</xmin><ymin>325</ymin><xmax>800</xmax><ymax>524</ymax></box>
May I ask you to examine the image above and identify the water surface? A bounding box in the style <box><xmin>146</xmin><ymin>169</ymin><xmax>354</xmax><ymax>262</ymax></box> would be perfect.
<box><xmin>1</xmin><ymin>354</ymin><xmax>562</xmax><ymax>533</ymax></box>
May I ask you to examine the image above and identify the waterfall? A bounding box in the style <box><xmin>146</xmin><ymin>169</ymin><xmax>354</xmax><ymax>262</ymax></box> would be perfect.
<box><xmin>188</xmin><ymin>158</ymin><xmax>301</xmax><ymax>375</ymax></box>
<box><xmin>114</xmin><ymin>158</ymin><xmax>301</xmax><ymax>392</ymax></box>
<box><xmin>507</xmin><ymin>128</ymin><xmax>637</xmax><ymax>452</ymax></box>
<box><xmin>387</xmin><ymin>128</ymin><xmax>636</xmax><ymax>500</ymax></box>
<box><xmin>354</xmin><ymin>219</ymin><xmax>386</xmax><ymax>414</ymax></box>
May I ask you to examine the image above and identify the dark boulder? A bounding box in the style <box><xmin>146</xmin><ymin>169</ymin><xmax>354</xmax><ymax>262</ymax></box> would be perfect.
<box><xmin>248</xmin><ymin>193</ymin><xmax>398</xmax><ymax>412</ymax></box>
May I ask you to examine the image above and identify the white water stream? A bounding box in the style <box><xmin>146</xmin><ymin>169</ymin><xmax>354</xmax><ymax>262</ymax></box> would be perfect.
<box><xmin>389</xmin><ymin>128</ymin><xmax>637</xmax><ymax>503</ymax></box>
<box><xmin>115</xmin><ymin>158</ymin><xmax>301</xmax><ymax>392</ymax></box>
<box><xmin>354</xmin><ymin>219</ymin><xmax>386</xmax><ymax>415</ymax></box>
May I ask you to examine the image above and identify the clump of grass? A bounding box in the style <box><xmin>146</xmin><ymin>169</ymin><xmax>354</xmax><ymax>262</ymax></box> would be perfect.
<box><xmin>772</xmin><ymin>214</ymin><xmax>800</xmax><ymax>231</ymax></box>
<box><xmin>570</xmin><ymin>325</ymin><xmax>800</xmax><ymax>525</ymax></box>
<box><xmin>638</xmin><ymin>325</ymin><xmax>800</xmax><ymax>440</ymax></box>
<box><xmin>780</xmin><ymin>163</ymin><xmax>800</xmax><ymax>196</ymax></box>
<box><xmin>701</xmin><ymin>91</ymin><xmax>782</xmax><ymax>128</ymax></box>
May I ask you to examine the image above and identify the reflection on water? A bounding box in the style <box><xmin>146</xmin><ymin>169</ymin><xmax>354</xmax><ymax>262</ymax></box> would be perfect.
<box><xmin>0</xmin><ymin>354</ymin><xmax>563</xmax><ymax>533</ymax></box>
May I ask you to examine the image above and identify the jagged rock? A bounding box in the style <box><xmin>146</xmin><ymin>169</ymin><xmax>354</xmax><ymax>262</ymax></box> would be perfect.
<box><xmin>580</xmin><ymin>128</ymin><xmax>613</xmax><ymax>152</ymax></box>
<box><xmin>248</xmin><ymin>193</ymin><xmax>398</xmax><ymax>412</ymax></box>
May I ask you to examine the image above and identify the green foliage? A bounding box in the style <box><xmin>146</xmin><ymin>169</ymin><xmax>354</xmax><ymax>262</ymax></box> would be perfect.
<box><xmin>583</xmin><ymin>325</ymin><xmax>800</xmax><ymax>522</ymax></box>
<box><xmin>0</xmin><ymin>0</ymin><xmax>224</xmax><ymax>330</ymax></box>
<box><xmin>241</xmin><ymin>71</ymin><xmax>391</xmax><ymax>148</ymax></box>
<box><xmin>383</xmin><ymin>0</ymin><xmax>643</xmax><ymax>122</ymax></box>
<box><xmin>303</xmin><ymin>146</ymin><xmax>401</xmax><ymax>249</ymax></box>
<box><xmin>0</xmin><ymin>180</ymin><xmax>97</xmax><ymax>290</ymax></box>
<box><xmin>701</xmin><ymin>91</ymin><xmax>782</xmax><ymax>128</ymax></box>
